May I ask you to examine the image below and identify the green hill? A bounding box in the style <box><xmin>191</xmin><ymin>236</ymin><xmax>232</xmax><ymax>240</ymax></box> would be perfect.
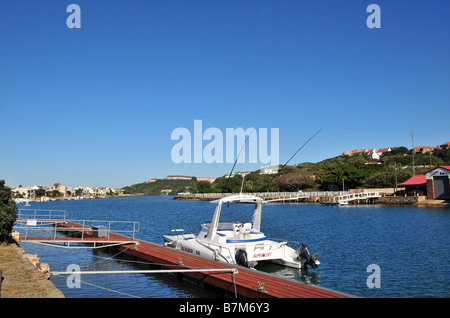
<box><xmin>122</xmin><ymin>179</ymin><xmax>197</xmax><ymax>196</ymax></box>
<box><xmin>122</xmin><ymin>147</ymin><xmax>450</xmax><ymax>194</ymax></box>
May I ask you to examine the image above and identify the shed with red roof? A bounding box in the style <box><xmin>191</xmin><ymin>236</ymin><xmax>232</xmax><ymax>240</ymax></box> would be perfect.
<box><xmin>399</xmin><ymin>175</ymin><xmax>427</xmax><ymax>196</ymax></box>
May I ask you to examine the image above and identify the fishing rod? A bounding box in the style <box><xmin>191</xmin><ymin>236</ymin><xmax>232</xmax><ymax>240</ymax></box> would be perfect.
<box><xmin>222</xmin><ymin>128</ymin><xmax>256</xmax><ymax>193</ymax></box>
<box><xmin>263</xmin><ymin>129</ymin><xmax>322</xmax><ymax>189</ymax></box>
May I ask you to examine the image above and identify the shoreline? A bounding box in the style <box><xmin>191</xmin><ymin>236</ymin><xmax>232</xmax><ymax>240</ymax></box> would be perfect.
<box><xmin>0</xmin><ymin>237</ymin><xmax>65</xmax><ymax>298</ymax></box>
<box><xmin>173</xmin><ymin>194</ymin><xmax>450</xmax><ymax>207</ymax></box>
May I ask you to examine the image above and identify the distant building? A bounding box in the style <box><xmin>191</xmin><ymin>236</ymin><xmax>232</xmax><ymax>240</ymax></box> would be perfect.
<box><xmin>341</xmin><ymin>147</ymin><xmax>391</xmax><ymax>159</ymax></box>
<box><xmin>439</xmin><ymin>142</ymin><xmax>450</xmax><ymax>149</ymax></box>
<box><xmin>411</xmin><ymin>146</ymin><xmax>438</xmax><ymax>154</ymax></box>
<box><xmin>367</xmin><ymin>147</ymin><xmax>391</xmax><ymax>160</ymax></box>
<box><xmin>367</xmin><ymin>149</ymin><xmax>380</xmax><ymax>160</ymax></box>
<box><xmin>260</xmin><ymin>165</ymin><xmax>279</xmax><ymax>175</ymax></box>
<box><xmin>51</xmin><ymin>183</ymin><xmax>66</xmax><ymax>194</ymax></box>
<box><xmin>341</xmin><ymin>149</ymin><xmax>367</xmax><ymax>156</ymax></box>
<box><xmin>11</xmin><ymin>185</ymin><xmax>41</xmax><ymax>198</ymax></box>
<box><xmin>148</xmin><ymin>179</ymin><xmax>157</xmax><ymax>183</ymax></box>
<box><xmin>377</xmin><ymin>148</ymin><xmax>392</xmax><ymax>154</ymax></box>
<box><xmin>167</xmin><ymin>175</ymin><xmax>193</xmax><ymax>180</ymax></box>
<box><xmin>196</xmin><ymin>177</ymin><xmax>215</xmax><ymax>183</ymax></box>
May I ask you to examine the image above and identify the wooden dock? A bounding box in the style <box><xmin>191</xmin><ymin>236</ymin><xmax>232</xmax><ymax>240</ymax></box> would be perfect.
<box><xmin>19</xmin><ymin>220</ymin><xmax>356</xmax><ymax>298</ymax></box>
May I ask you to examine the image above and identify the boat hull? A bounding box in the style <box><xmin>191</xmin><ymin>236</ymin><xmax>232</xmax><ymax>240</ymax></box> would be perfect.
<box><xmin>163</xmin><ymin>234</ymin><xmax>309</xmax><ymax>269</ymax></box>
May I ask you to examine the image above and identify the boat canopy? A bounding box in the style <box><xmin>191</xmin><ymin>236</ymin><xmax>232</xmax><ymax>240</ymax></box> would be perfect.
<box><xmin>206</xmin><ymin>194</ymin><xmax>264</xmax><ymax>240</ymax></box>
<box><xmin>211</xmin><ymin>194</ymin><xmax>265</xmax><ymax>204</ymax></box>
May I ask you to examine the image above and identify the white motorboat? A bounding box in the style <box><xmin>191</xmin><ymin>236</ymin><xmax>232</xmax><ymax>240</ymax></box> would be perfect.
<box><xmin>163</xmin><ymin>194</ymin><xmax>320</xmax><ymax>269</ymax></box>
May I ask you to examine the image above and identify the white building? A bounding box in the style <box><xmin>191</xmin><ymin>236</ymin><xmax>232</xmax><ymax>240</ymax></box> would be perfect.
<box><xmin>259</xmin><ymin>165</ymin><xmax>279</xmax><ymax>175</ymax></box>
<box><xmin>367</xmin><ymin>148</ymin><xmax>391</xmax><ymax>160</ymax></box>
<box><xmin>11</xmin><ymin>185</ymin><xmax>41</xmax><ymax>198</ymax></box>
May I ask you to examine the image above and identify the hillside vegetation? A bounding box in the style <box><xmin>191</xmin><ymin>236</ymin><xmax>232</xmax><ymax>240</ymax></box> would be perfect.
<box><xmin>122</xmin><ymin>147</ymin><xmax>450</xmax><ymax>194</ymax></box>
<box><xmin>122</xmin><ymin>179</ymin><xmax>197</xmax><ymax>196</ymax></box>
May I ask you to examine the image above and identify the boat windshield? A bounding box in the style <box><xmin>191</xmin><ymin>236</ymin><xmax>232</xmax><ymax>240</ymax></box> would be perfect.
<box><xmin>209</xmin><ymin>202</ymin><xmax>258</xmax><ymax>228</ymax></box>
<box><xmin>201</xmin><ymin>221</ymin><xmax>242</xmax><ymax>230</ymax></box>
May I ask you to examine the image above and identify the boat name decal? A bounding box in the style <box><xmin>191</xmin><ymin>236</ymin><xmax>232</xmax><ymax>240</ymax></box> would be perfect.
<box><xmin>253</xmin><ymin>252</ymin><xmax>272</xmax><ymax>258</ymax></box>
<box><xmin>180</xmin><ymin>246</ymin><xmax>200</xmax><ymax>256</ymax></box>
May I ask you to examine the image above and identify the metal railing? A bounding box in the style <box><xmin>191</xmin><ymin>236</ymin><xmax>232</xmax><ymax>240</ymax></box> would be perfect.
<box><xmin>329</xmin><ymin>192</ymin><xmax>381</xmax><ymax>203</ymax></box>
<box><xmin>177</xmin><ymin>191</ymin><xmax>348</xmax><ymax>198</ymax></box>
<box><xmin>18</xmin><ymin>209</ymin><xmax>68</xmax><ymax>221</ymax></box>
<box><xmin>15</xmin><ymin>215</ymin><xmax>139</xmax><ymax>246</ymax></box>
<box><xmin>53</xmin><ymin>219</ymin><xmax>140</xmax><ymax>242</ymax></box>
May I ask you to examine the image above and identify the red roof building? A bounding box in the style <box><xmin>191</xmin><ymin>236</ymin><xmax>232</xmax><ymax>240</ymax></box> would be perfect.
<box><xmin>398</xmin><ymin>175</ymin><xmax>427</xmax><ymax>186</ymax></box>
<box><xmin>399</xmin><ymin>175</ymin><xmax>427</xmax><ymax>196</ymax></box>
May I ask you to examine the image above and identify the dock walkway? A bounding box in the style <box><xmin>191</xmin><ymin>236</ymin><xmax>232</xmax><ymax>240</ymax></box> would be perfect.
<box><xmin>175</xmin><ymin>191</ymin><xmax>348</xmax><ymax>203</ymax></box>
<box><xmin>17</xmin><ymin>219</ymin><xmax>355</xmax><ymax>298</ymax></box>
<box><xmin>322</xmin><ymin>192</ymin><xmax>381</xmax><ymax>205</ymax></box>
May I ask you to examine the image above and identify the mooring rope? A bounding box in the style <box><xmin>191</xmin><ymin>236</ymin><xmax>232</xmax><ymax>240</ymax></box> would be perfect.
<box><xmin>81</xmin><ymin>247</ymin><xmax>240</xmax><ymax>297</ymax></box>
<box><xmin>79</xmin><ymin>279</ymin><xmax>141</xmax><ymax>298</ymax></box>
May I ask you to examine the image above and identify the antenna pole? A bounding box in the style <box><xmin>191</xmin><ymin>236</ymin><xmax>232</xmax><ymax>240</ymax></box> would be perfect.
<box><xmin>411</xmin><ymin>129</ymin><xmax>415</xmax><ymax>176</ymax></box>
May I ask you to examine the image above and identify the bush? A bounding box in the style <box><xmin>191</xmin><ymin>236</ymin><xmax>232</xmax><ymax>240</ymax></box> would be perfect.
<box><xmin>0</xmin><ymin>180</ymin><xmax>18</xmax><ymax>242</ymax></box>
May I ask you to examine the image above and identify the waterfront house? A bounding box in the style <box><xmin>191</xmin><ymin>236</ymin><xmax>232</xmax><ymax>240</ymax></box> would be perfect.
<box><xmin>51</xmin><ymin>183</ymin><xmax>66</xmax><ymax>195</ymax></box>
<box><xmin>12</xmin><ymin>185</ymin><xmax>41</xmax><ymax>198</ymax></box>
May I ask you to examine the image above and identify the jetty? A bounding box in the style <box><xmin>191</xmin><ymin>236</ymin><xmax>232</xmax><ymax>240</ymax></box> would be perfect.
<box><xmin>322</xmin><ymin>192</ymin><xmax>381</xmax><ymax>206</ymax></box>
<box><xmin>175</xmin><ymin>191</ymin><xmax>348</xmax><ymax>203</ymax></box>
<box><xmin>14</xmin><ymin>209</ymin><xmax>356</xmax><ymax>298</ymax></box>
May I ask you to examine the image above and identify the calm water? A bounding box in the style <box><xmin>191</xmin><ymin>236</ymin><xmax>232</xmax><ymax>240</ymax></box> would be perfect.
<box><xmin>15</xmin><ymin>196</ymin><xmax>449</xmax><ymax>298</ymax></box>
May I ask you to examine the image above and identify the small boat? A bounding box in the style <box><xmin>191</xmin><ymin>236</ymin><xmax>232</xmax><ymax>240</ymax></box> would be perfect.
<box><xmin>163</xmin><ymin>194</ymin><xmax>320</xmax><ymax>269</ymax></box>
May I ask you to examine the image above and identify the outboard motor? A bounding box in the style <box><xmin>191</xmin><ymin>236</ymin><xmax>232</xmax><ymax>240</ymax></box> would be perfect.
<box><xmin>297</xmin><ymin>244</ymin><xmax>320</xmax><ymax>269</ymax></box>
<box><xmin>235</xmin><ymin>249</ymin><xmax>249</xmax><ymax>267</ymax></box>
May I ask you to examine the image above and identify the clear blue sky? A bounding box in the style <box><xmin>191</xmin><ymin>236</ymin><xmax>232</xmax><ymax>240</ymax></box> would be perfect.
<box><xmin>1</xmin><ymin>0</ymin><xmax>449</xmax><ymax>188</ymax></box>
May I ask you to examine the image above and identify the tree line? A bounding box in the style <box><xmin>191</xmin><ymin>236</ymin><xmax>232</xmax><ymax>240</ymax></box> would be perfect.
<box><xmin>191</xmin><ymin>147</ymin><xmax>450</xmax><ymax>193</ymax></box>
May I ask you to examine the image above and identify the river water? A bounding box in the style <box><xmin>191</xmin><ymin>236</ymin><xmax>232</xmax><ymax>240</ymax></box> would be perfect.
<box><xmin>15</xmin><ymin>196</ymin><xmax>449</xmax><ymax>298</ymax></box>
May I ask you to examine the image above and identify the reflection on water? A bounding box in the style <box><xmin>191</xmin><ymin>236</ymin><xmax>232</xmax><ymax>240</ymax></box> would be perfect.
<box><xmin>23</xmin><ymin>242</ymin><xmax>225</xmax><ymax>298</ymax></box>
<box><xmin>255</xmin><ymin>262</ymin><xmax>321</xmax><ymax>286</ymax></box>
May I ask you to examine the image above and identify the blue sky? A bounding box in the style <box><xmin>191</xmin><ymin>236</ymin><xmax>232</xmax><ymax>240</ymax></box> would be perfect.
<box><xmin>1</xmin><ymin>0</ymin><xmax>449</xmax><ymax>188</ymax></box>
